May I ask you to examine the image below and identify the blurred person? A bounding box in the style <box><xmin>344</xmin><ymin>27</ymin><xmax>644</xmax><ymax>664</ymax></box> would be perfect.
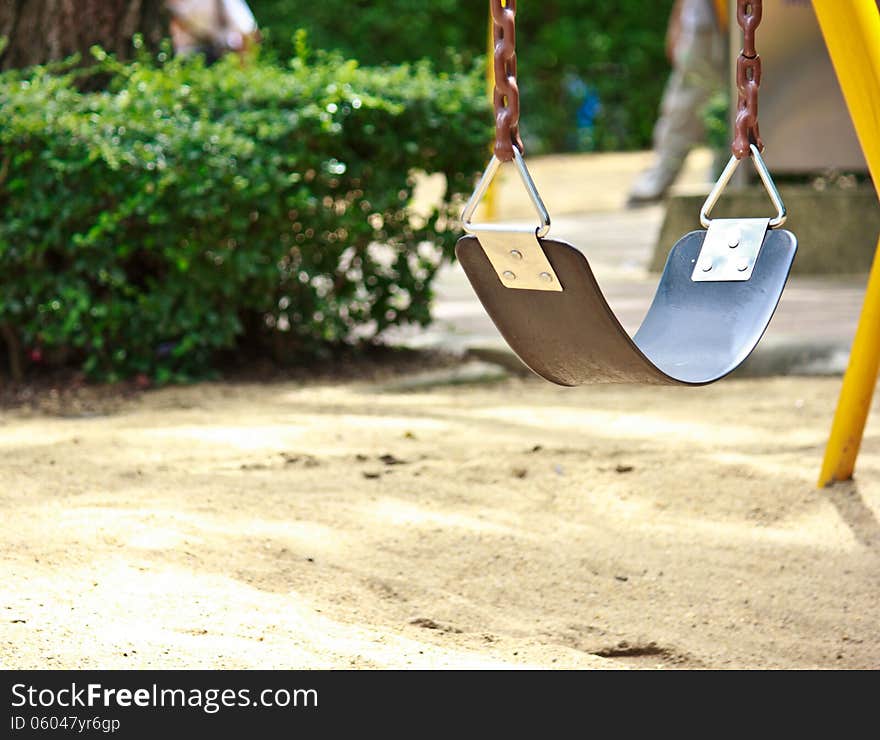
<box><xmin>627</xmin><ymin>0</ymin><xmax>727</xmax><ymax>205</ymax></box>
<box><xmin>167</xmin><ymin>0</ymin><xmax>260</xmax><ymax>62</ymax></box>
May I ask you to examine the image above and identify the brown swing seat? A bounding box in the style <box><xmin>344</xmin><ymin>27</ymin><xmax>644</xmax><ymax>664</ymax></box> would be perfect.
<box><xmin>456</xmin><ymin>228</ymin><xmax>797</xmax><ymax>386</ymax></box>
<box><xmin>455</xmin><ymin>146</ymin><xmax>797</xmax><ymax>386</ymax></box>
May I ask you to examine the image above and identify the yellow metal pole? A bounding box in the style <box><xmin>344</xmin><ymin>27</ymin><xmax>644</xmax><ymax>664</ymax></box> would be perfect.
<box><xmin>484</xmin><ymin>3</ymin><xmax>498</xmax><ymax>221</ymax></box>
<box><xmin>818</xmin><ymin>240</ymin><xmax>880</xmax><ymax>486</ymax></box>
<box><xmin>487</xmin><ymin>4</ymin><xmax>496</xmax><ymax>106</ymax></box>
<box><xmin>813</xmin><ymin>0</ymin><xmax>880</xmax><ymax>486</ymax></box>
<box><xmin>712</xmin><ymin>0</ymin><xmax>729</xmax><ymax>32</ymax></box>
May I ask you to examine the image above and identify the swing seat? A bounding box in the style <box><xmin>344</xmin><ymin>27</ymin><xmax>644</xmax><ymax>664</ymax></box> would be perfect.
<box><xmin>456</xmin><ymin>144</ymin><xmax>797</xmax><ymax>386</ymax></box>
<box><xmin>456</xmin><ymin>227</ymin><xmax>797</xmax><ymax>386</ymax></box>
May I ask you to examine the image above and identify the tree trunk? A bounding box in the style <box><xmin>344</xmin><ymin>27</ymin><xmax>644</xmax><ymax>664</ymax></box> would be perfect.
<box><xmin>0</xmin><ymin>0</ymin><xmax>168</xmax><ymax>70</ymax></box>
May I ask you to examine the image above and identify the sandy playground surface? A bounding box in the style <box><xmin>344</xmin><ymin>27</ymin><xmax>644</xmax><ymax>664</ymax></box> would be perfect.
<box><xmin>1</xmin><ymin>365</ymin><xmax>878</xmax><ymax>670</ymax></box>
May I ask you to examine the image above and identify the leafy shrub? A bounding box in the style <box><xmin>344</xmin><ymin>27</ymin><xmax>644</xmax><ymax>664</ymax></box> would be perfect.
<box><xmin>702</xmin><ymin>89</ymin><xmax>731</xmax><ymax>175</ymax></box>
<box><xmin>0</xmin><ymin>46</ymin><xmax>489</xmax><ymax>382</ymax></box>
<box><xmin>250</xmin><ymin>0</ymin><xmax>675</xmax><ymax>153</ymax></box>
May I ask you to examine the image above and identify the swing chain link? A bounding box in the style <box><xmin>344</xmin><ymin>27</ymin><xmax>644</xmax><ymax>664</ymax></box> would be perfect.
<box><xmin>491</xmin><ymin>0</ymin><xmax>524</xmax><ymax>161</ymax></box>
<box><xmin>733</xmin><ymin>0</ymin><xmax>764</xmax><ymax>159</ymax></box>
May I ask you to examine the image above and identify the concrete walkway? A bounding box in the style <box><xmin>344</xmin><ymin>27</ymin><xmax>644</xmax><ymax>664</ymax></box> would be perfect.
<box><xmin>394</xmin><ymin>150</ymin><xmax>870</xmax><ymax>376</ymax></box>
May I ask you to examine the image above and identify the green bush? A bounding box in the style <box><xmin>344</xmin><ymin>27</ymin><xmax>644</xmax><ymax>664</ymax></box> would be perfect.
<box><xmin>0</xmin><ymin>47</ymin><xmax>489</xmax><ymax>382</ymax></box>
<box><xmin>250</xmin><ymin>0</ymin><xmax>675</xmax><ymax>152</ymax></box>
<box><xmin>702</xmin><ymin>89</ymin><xmax>731</xmax><ymax>171</ymax></box>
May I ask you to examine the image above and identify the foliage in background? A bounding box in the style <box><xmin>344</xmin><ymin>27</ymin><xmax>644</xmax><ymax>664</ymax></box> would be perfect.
<box><xmin>0</xmin><ymin>45</ymin><xmax>489</xmax><ymax>382</ymax></box>
<box><xmin>250</xmin><ymin>0</ymin><xmax>676</xmax><ymax>152</ymax></box>
<box><xmin>702</xmin><ymin>90</ymin><xmax>731</xmax><ymax>177</ymax></box>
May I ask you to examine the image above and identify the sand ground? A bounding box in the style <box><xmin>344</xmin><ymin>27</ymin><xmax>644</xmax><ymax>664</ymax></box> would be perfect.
<box><xmin>1</xmin><ymin>368</ymin><xmax>878</xmax><ymax>670</ymax></box>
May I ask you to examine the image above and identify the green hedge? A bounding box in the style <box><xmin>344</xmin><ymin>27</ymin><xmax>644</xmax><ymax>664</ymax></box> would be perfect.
<box><xmin>250</xmin><ymin>0</ymin><xmax>675</xmax><ymax>152</ymax></box>
<box><xmin>0</xmin><ymin>47</ymin><xmax>489</xmax><ymax>382</ymax></box>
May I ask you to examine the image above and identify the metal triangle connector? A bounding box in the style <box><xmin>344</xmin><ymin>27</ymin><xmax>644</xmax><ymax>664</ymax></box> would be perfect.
<box><xmin>700</xmin><ymin>144</ymin><xmax>787</xmax><ymax>229</ymax></box>
<box><xmin>460</xmin><ymin>147</ymin><xmax>551</xmax><ymax>238</ymax></box>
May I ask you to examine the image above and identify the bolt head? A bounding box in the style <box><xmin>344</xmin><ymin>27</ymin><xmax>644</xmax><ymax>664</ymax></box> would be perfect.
<box><xmin>509</xmin><ymin>249</ymin><xmax>523</xmax><ymax>261</ymax></box>
<box><xmin>539</xmin><ymin>272</ymin><xmax>553</xmax><ymax>283</ymax></box>
<box><xmin>737</xmin><ymin>260</ymin><xmax>749</xmax><ymax>272</ymax></box>
<box><xmin>727</xmin><ymin>229</ymin><xmax>741</xmax><ymax>248</ymax></box>
<box><xmin>502</xmin><ymin>270</ymin><xmax>516</xmax><ymax>281</ymax></box>
<box><xmin>701</xmin><ymin>259</ymin><xmax>713</xmax><ymax>272</ymax></box>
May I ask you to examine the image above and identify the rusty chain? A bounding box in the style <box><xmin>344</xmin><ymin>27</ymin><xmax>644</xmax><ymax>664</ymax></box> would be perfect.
<box><xmin>733</xmin><ymin>0</ymin><xmax>764</xmax><ymax>159</ymax></box>
<box><xmin>491</xmin><ymin>1</ymin><xmax>764</xmax><ymax>161</ymax></box>
<box><xmin>491</xmin><ymin>0</ymin><xmax>523</xmax><ymax>161</ymax></box>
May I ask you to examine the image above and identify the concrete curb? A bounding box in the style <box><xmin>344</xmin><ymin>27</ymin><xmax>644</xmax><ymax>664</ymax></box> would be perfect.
<box><xmin>378</xmin><ymin>360</ymin><xmax>512</xmax><ymax>391</ymax></box>
<box><xmin>734</xmin><ymin>338</ymin><xmax>851</xmax><ymax>378</ymax></box>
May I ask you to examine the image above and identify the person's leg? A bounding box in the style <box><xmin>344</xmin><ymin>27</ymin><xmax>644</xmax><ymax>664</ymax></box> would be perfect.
<box><xmin>628</xmin><ymin>17</ymin><xmax>725</xmax><ymax>204</ymax></box>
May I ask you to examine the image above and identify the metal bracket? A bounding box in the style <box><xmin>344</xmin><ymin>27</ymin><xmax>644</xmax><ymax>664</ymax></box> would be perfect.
<box><xmin>460</xmin><ymin>148</ymin><xmax>562</xmax><ymax>291</ymax></box>
<box><xmin>460</xmin><ymin>148</ymin><xmax>551</xmax><ymax>237</ymax></box>
<box><xmin>471</xmin><ymin>229</ymin><xmax>563</xmax><ymax>291</ymax></box>
<box><xmin>691</xmin><ymin>217</ymin><xmax>770</xmax><ymax>282</ymax></box>
<box><xmin>700</xmin><ymin>144</ymin><xmax>787</xmax><ymax>229</ymax></box>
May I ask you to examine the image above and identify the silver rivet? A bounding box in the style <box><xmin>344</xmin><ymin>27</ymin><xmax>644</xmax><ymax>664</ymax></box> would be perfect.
<box><xmin>509</xmin><ymin>249</ymin><xmax>523</xmax><ymax>260</ymax></box>
<box><xmin>728</xmin><ymin>230</ymin><xmax>740</xmax><ymax>248</ymax></box>
<box><xmin>539</xmin><ymin>272</ymin><xmax>553</xmax><ymax>283</ymax></box>
<box><xmin>502</xmin><ymin>270</ymin><xmax>516</xmax><ymax>281</ymax></box>
<box><xmin>701</xmin><ymin>258</ymin><xmax>713</xmax><ymax>272</ymax></box>
<box><xmin>737</xmin><ymin>260</ymin><xmax>749</xmax><ymax>272</ymax></box>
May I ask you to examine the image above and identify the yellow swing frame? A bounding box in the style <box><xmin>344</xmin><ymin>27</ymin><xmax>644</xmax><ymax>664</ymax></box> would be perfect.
<box><xmin>813</xmin><ymin>0</ymin><xmax>880</xmax><ymax>487</ymax></box>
